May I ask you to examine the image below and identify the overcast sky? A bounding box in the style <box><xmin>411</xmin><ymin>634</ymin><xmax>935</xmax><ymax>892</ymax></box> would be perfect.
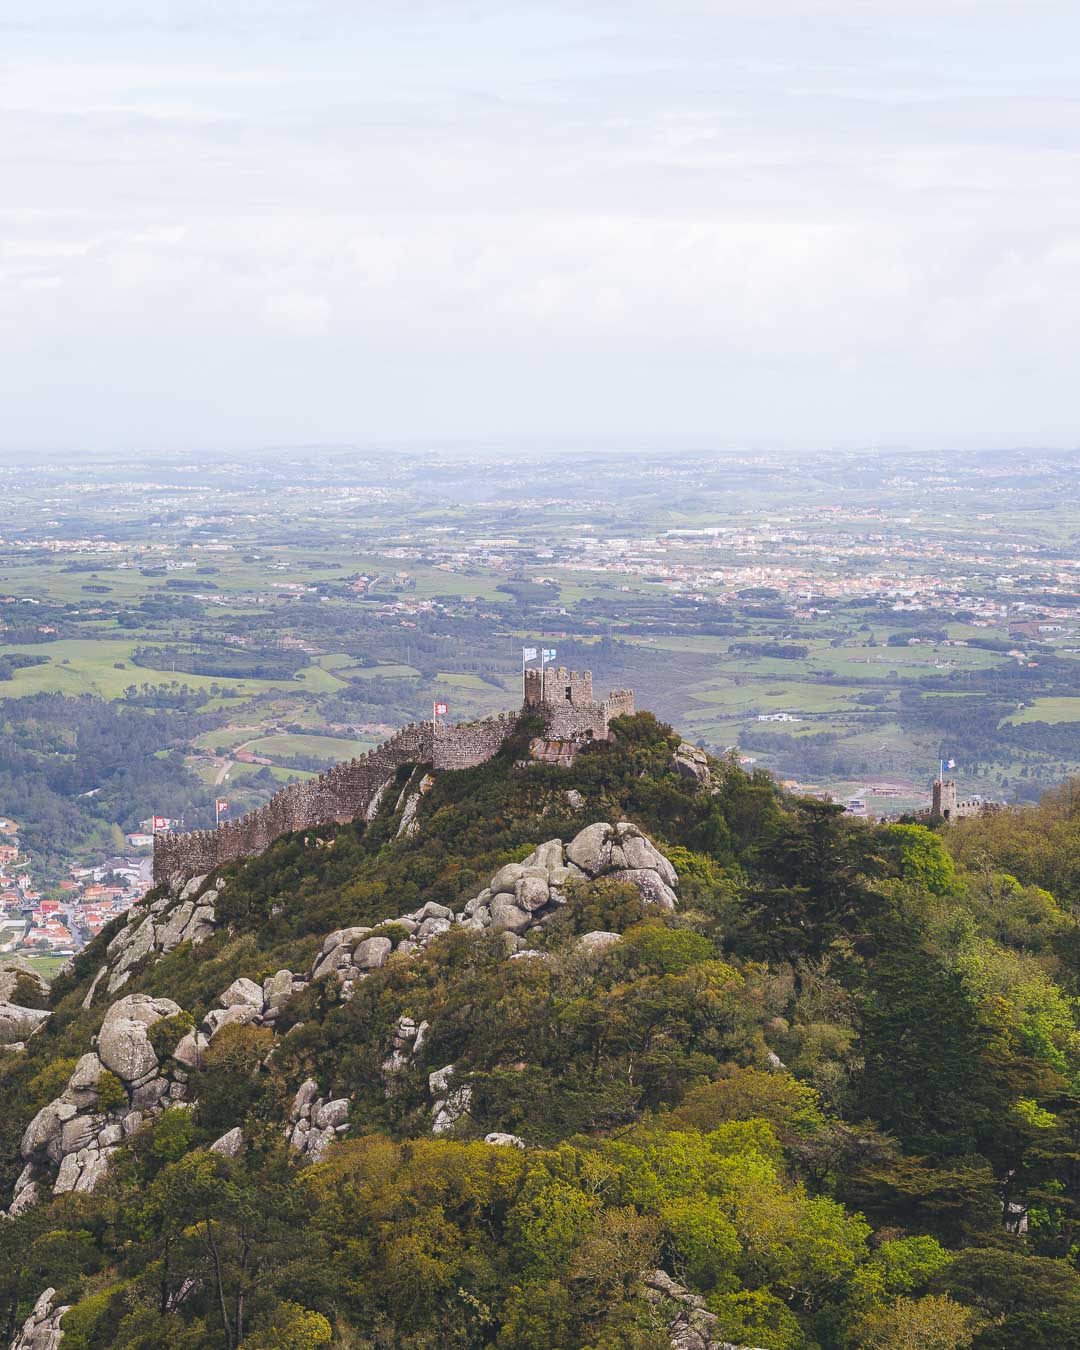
<box><xmin>2</xmin><ymin>1</ymin><xmax>1079</xmax><ymax>455</ymax></box>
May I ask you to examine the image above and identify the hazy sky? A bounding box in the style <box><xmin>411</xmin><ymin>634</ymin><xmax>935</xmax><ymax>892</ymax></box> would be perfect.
<box><xmin>3</xmin><ymin>1</ymin><xmax>1079</xmax><ymax>454</ymax></box>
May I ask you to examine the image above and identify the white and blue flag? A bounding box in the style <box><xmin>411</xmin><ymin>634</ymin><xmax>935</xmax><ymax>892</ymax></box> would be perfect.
<box><xmin>542</xmin><ymin>647</ymin><xmax>557</xmax><ymax>662</ymax></box>
<box><xmin>522</xmin><ymin>646</ymin><xmax>538</xmax><ymax>661</ymax></box>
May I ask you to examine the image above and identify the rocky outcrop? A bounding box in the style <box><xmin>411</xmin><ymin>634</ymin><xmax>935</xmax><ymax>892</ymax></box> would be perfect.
<box><xmin>0</xmin><ymin>1002</ymin><xmax>50</xmax><ymax>1045</ymax></box>
<box><xmin>0</xmin><ymin>958</ymin><xmax>49</xmax><ymax>1007</ymax></box>
<box><xmin>459</xmin><ymin>822</ymin><xmax>678</xmax><ymax>936</ymax></box>
<box><xmin>288</xmin><ymin>1079</ymin><xmax>349</xmax><ymax>1160</ymax></box>
<box><xmin>396</xmin><ymin>793</ymin><xmax>422</xmax><ymax>839</ymax></box>
<box><xmin>673</xmin><ymin>743</ymin><xmax>710</xmax><ymax>784</ymax></box>
<box><xmin>643</xmin><ymin>1270</ymin><xmax>764</xmax><ymax>1350</ymax></box>
<box><xmin>563</xmin><ymin>823</ymin><xmax>678</xmax><ymax>901</ymax></box>
<box><xmin>309</xmin><ymin>822</ymin><xmax>678</xmax><ymax>1006</ymax></box>
<box><xmin>576</xmin><ymin>930</ymin><xmax>622</xmax><ymax>955</ymax></box>
<box><xmin>429</xmin><ymin>1064</ymin><xmax>473</xmax><ymax>1136</ymax></box>
<box><xmin>209</xmin><ymin>1126</ymin><xmax>245</xmax><ymax>1157</ymax></box>
<box><xmin>191</xmin><ymin>968</ymin><xmax>308</xmax><ymax>1038</ymax></box>
<box><xmin>99</xmin><ymin>874</ymin><xmax>221</xmax><ymax>998</ymax></box>
<box><xmin>381</xmin><ymin>1016</ymin><xmax>429</xmax><ymax>1081</ymax></box>
<box><xmin>10</xmin><ymin>1287</ymin><xmax>68</xmax><ymax>1350</ymax></box>
<box><xmin>13</xmin><ymin>993</ymin><xmax>193</xmax><ymax>1209</ymax></box>
<box><xmin>0</xmin><ymin>960</ymin><xmax>52</xmax><ymax>1048</ymax></box>
<box><xmin>484</xmin><ymin>1132</ymin><xmax>525</xmax><ymax>1148</ymax></box>
<box><xmin>97</xmin><ymin>994</ymin><xmax>180</xmax><ymax>1082</ymax></box>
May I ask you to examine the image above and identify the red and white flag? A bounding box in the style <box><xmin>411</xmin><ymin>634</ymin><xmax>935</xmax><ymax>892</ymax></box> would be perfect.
<box><xmin>152</xmin><ymin>815</ymin><xmax>168</xmax><ymax>832</ymax></box>
<box><xmin>216</xmin><ymin>799</ymin><xmax>229</xmax><ymax>814</ymax></box>
<box><xmin>434</xmin><ymin>701</ymin><xmax>448</xmax><ymax>717</ymax></box>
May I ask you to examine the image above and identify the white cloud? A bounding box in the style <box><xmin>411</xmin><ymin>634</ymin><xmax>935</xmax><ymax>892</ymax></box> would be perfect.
<box><xmin>0</xmin><ymin>1</ymin><xmax>1078</xmax><ymax>451</ymax></box>
<box><xmin>261</xmin><ymin>291</ymin><xmax>333</xmax><ymax>337</ymax></box>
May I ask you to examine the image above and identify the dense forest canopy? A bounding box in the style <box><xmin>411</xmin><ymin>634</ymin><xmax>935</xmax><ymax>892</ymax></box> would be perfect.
<box><xmin>4</xmin><ymin>713</ymin><xmax>1080</xmax><ymax>1348</ymax></box>
<box><xmin>0</xmin><ymin>695</ymin><xmax>304</xmax><ymax>866</ymax></box>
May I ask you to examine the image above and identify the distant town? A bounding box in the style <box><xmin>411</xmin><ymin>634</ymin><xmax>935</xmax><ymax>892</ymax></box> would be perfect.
<box><xmin>0</xmin><ymin>815</ymin><xmax>152</xmax><ymax>964</ymax></box>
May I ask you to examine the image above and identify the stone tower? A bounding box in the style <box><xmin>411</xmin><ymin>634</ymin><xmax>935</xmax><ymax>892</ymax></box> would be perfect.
<box><xmin>522</xmin><ymin>667</ymin><xmax>633</xmax><ymax>739</ymax></box>
<box><xmin>931</xmin><ymin>778</ymin><xmax>959</xmax><ymax>821</ymax></box>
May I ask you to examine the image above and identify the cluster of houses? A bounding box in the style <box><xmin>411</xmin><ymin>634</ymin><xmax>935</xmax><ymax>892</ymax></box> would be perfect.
<box><xmin>0</xmin><ymin>819</ymin><xmax>152</xmax><ymax>958</ymax></box>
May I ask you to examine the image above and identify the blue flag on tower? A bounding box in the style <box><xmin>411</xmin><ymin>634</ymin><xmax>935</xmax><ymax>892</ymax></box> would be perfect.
<box><xmin>542</xmin><ymin>648</ymin><xmax>556</xmax><ymax>662</ymax></box>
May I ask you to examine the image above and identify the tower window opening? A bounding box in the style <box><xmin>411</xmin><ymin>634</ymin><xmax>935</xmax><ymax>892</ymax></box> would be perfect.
<box><xmin>565</xmin><ymin>686</ymin><xmax>572</xmax><ymax>701</ymax></box>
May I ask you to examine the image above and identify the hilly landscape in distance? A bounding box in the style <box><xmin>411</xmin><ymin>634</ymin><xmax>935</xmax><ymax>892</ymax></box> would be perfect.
<box><xmin>1</xmin><ymin>697</ymin><xmax>1079</xmax><ymax>1349</ymax></box>
<box><xmin>4</xmin><ymin>0</ymin><xmax>1079</xmax><ymax>1345</ymax></box>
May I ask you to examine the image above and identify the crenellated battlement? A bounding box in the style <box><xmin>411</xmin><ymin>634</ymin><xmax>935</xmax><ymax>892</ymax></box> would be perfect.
<box><xmin>524</xmin><ymin>666</ymin><xmax>595</xmax><ymax>708</ymax></box>
<box><xmin>154</xmin><ymin>673</ymin><xmax>633</xmax><ymax>884</ymax></box>
<box><xmin>930</xmin><ymin>778</ymin><xmax>987</xmax><ymax>822</ymax></box>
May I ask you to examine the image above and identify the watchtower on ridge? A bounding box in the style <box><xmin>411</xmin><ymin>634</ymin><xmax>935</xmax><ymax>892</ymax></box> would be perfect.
<box><xmin>523</xmin><ymin>666</ymin><xmax>633</xmax><ymax>739</ymax></box>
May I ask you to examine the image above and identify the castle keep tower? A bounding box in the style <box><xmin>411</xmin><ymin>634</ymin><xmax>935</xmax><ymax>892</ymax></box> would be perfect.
<box><xmin>930</xmin><ymin>777</ymin><xmax>986</xmax><ymax>822</ymax></box>
<box><xmin>523</xmin><ymin>666</ymin><xmax>634</xmax><ymax>739</ymax></box>
<box><xmin>931</xmin><ymin>778</ymin><xmax>959</xmax><ymax>821</ymax></box>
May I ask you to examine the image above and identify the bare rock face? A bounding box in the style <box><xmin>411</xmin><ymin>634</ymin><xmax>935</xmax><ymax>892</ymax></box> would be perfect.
<box><xmin>314</xmin><ymin>1099</ymin><xmax>350</xmax><ymax>1130</ymax></box>
<box><xmin>616</xmin><ymin>826</ymin><xmax>679</xmax><ymax>890</ymax></box>
<box><xmin>484</xmin><ymin>1132</ymin><xmax>526</xmax><ymax>1148</ymax></box>
<box><xmin>68</xmin><ymin>1052</ymin><xmax>104</xmax><ymax>1095</ymax></box>
<box><xmin>489</xmin><ymin>898</ymin><xmax>532</xmax><ymax>934</ymax></box>
<box><xmin>209</xmin><ymin>1126</ymin><xmax>245</xmax><ymax>1157</ymax></box>
<box><xmin>262</xmin><ymin>969</ymin><xmax>294</xmax><ymax>1013</ymax></box>
<box><xmin>202</xmin><ymin>1005</ymin><xmax>259</xmax><ymax>1038</ymax></box>
<box><xmin>21</xmin><ymin>1101</ymin><xmax>76</xmax><ymax>1162</ymax></box>
<box><xmin>0</xmin><ymin>958</ymin><xmax>49</xmax><ymax>1006</ymax></box>
<box><xmin>643</xmin><ymin>1268</ymin><xmax>765</xmax><ymax>1350</ymax></box>
<box><xmin>427</xmin><ymin>1064</ymin><xmax>474</xmax><ymax>1135</ymax></box>
<box><xmin>576</xmin><ymin>931</ymin><xmax>622</xmax><ymax>955</ymax></box>
<box><xmin>96</xmin><ymin>993</ymin><xmax>181</xmax><ymax>1084</ymax></box>
<box><xmin>287</xmin><ymin>1078</ymin><xmax>349</xmax><ymax>1160</ymax></box>
<box><xmin>172</xmin><ymin>1029</ymin><xmax>209</xmax><ymax>1070</ymax></box>
<box><xmin>565</xmin><ymin>822</ymin><xmax>615</xmax><ymax>876</ymax></box>
<box><xmin>674</xmin><ymin>742</ymin><xmax>710</xmax><ymax>784</ymax></box>
<box><xmin>609</xmin><ymin>869</ymin><xmax>678</xmax><ymax>911</ymax></box>
<box><xmin>516</xmin><ymin>875</ymin><xmax>551</xmax><ymax>912</ymax></box>
<box><xmin>101</xmin><ymin>882</ymin><xmax>221</xmax><ymax>995</ymax></box>
<box><xmin>219</xmin><ymin>977</ymin><xmax>264</xmax><ymax>1011</ymax></box>
<box><xmin>10</xmin><ymin>1288</ymin><xmax>69</xmax><ymax>1350</ymax></box>
<box><xmin>179</xmin><ymin>873</ymin><xmax>208</xmax><ymax>903</ymax></box>
<box><xmin>158</xmin><ymin>901</ymin><xmax>195</xmax><ymax>953</ymax></box>
<box><xmin>489</xmin><ymin>862</ymin><xmax>525</xmax><ymax>895</ymax></box>
<box><xmin>107</xmin><ymin>916</ymin><xmax>157</xmax><ymax>991</ymax></box>
<box><xmin>8</xmin><ymin>1181</ymin><xmax>39</xmax><ymax>1217</ymax></box>
<box><xmin>0</xmin><ymin>1001</ymin><xmax>50</xmax><ymax>1044</ymax></box>
<box><xmin>353</xmin><ymin>936</ymin><xmax>393</xmax><ymax>970</ymax></box>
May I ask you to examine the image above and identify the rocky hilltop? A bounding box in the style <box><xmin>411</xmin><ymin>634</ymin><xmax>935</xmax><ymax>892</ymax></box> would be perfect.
<box><xmin>2</xmin><ymin>710</ymin><xmax>1080</xmax><ymax>1349</ymax></box>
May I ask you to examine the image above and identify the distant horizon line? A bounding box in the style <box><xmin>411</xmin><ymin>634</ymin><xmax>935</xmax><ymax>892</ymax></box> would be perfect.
<box><xmin>2</xmin><ymin>441</ymin><xmax>1077</xmax><ymax>466</ymax></box>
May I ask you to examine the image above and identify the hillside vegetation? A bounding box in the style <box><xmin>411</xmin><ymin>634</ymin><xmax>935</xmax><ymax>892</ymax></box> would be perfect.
<box><xmin>2</xmin><ymin>712</ymin><xmax>1080</xmax><ymax>1349</ymax></box>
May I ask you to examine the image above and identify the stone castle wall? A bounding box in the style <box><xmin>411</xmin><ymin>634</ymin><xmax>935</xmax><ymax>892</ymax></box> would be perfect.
<box><xmin>604</xmin><ymin>689</ymin><xmax>636</xmax><ymax>721</ymax></box>
<box><xmin>154</xmin><ymin>675</ymin><xmax>631</xmax><ymax>884</ymax></box>
<box><xmin>930</xmin><ymin>778</ymin><xmax>985</xmax><ymax>822</ymax></box>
